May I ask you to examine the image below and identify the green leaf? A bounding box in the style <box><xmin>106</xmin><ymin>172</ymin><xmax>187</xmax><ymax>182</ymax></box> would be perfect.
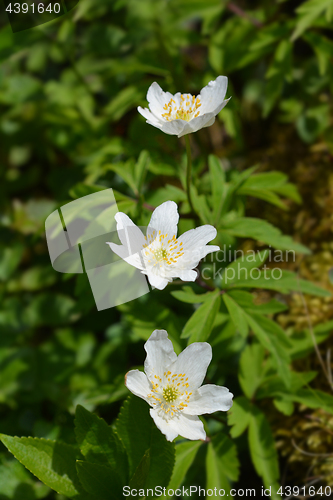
<box><xmin>263</xmin><ymin>40</ymin><xmax>293</xmax><ymax>117</ymax></box>
<box><xmin>291</xmin><ymin>0</ymin><xmax>333</xmax><ymax>41</ymax></box>
<box><xmin>223</xmin><ymin>294</ymin><xmax>249</xmax><ymax>337</ymax></box>
<box><xmin>227</xmin><ymin>290</ymin><xmax>288</xmax><ymax>314</ymax></box>
<box><xmin>206</xmin><ymin>433</ymin><xmax>239</xmax><ymax>494</ymax></box>
<box><xmin>104</xmin><ymin>85</ymin><xmax>143</xmax><ymax>121</ymax></box>
<box><xmin>288</xmin><ymin>319</ymin><xmax>333</xmax><ymax>359</ymax></box>
<box><xmin>237</xmin><ymin>171</ymin><xmax>302</xmax><ymax>208</ymax></box>
<box><xmin>129</xmin><ymin>449</ymin><xmax>151</xmax><ymax>491</ymax></box>
<box><xmin>0</xmin><ymin>435</ymin><xmax>87</xmax><ymax>498</ymax></box>
<box><xmin>69</xmin><ymin>183</ymin><xmax>107</xmax><ymax>199</ymax></box>
<box><xmin>208</xmin><ymin>154</ymin><xmax>226</xmax><ymax>222</ymax></box>
<box><xmin>0</xmin><ymin>456</ymin><xmax>50</xmax><ymax>498</ymax></box>
<box><xmin>115</xmin><ymin>396</ymin><xmax>175</xmax><ymax>489</ymax></box>
<box><xmin>74</xmin><ymin>405</ymin><xmax>128</xmax><ymax>483</ymax></box>
<box><xmin>220</xmin><ymin>217</ymin><xmax>309</xmax><ymax>254</ymax></box>
<box><xmin>167</xmin><ymin>441</ymin><xmax>201</xmax><ymax>494</ymax></box>
<box><xmin>248</xmin><ymin>407</ymin><xmax>280</xmax><ymax>498</ymax></box>
<box><xmin>227</xmin><ymin>397</ymin><xmax>252</xmax><ymax>438</ymax></box>
<box><xmin>134</xmin><ymin>150</ymin><xmax>150</xmax><ymax>194</ymax></box>
<box><xmin>276</xmin><ymin>388</ymin><xmax>333</xmax><ymax>415</ymax></box>
<box><xmin>221</xmin><ymin>249</ymin><xmax>269</xmax><ymax>287</ymax></box>
<box><xmin>181</xmin><ymin>290</ymin><xmax>221</xmax><ymax>343</ymax></box>
<box><xmin>171</xmin><ymin>287</ymin><xmax>213</xmax><ymax>304</ymax></box>
<box><xmin>225</xmin><ymin>266</ymin><xmax>330</xmax><ymax>297</ymax></box>
<box><xmin>76</xmin><ymin>461</ymin><xmax>122</xmax><ymax>500</ymax></box>
<box><xmin>0</xmin><ymin>244</ymin><xmax>24</xmax><ymax>281</ymax></box>
<box><xmin>245</xmin><ymin>313</ymin><xmax>291</xmax><ymax>387</ymax></box>
<box><xmin>273</xmin><ymin>398</ymin><xmax>294</xmax><ymax>416</ymax></box>
<box><xmin>239</xmin><ymin>343</ymin><xmax>265</xmax><ymax>399</ymax></box>
<box><xmin>303</xmin><ymin>31</ymin><xmax>333</xmax><ymax>75</ymax></box>
<box><xmin>191</xmin><ymin>188</ymin><xmax>213</xmax><ymax>224</ymax></box>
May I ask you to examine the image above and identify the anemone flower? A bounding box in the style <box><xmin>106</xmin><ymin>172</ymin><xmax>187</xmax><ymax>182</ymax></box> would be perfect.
<box><xmin>138</xmin><ymin>76</ymin><xmax>230</xmax><ymax>137</ymax></box>
<box><xmin>107</xmin><ymin>201</ymin><xmax>219</xmax><ymax>290</ymax></box>
<box><xmin>125</xmin><ymin>330</ymin><xmax>233</xmax><ymax>441</ymax></box>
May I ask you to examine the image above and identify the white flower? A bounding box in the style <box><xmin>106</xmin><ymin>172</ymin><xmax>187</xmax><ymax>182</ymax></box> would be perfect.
<box><xmin>107</xmin><ymin>201</ymin><xmax>219</xmax><ymax>290</ymax></box>
<box><xmin>137</xmin><ymin>76</ymin><xmax>230</xmax><ymax>138</ymax></box>
<box><xmin>125</xmin><ymin>330</ymin><xmax>233</xmax><ymax>441</ymax></box>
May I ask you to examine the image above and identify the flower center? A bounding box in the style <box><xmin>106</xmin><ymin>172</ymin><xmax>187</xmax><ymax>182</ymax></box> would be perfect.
<box><xmin>163</xmin><ymin>385</ymin><xmax>179</xmax><ymax>402</ymax></box>
<box><xmin>161</xmin><ymin>94</ymin><xmax>201</xmax><ymax>122</ymax></box>
<box><xmin>147</xmin><ymin>371</ymin><xmax>193</xmax><ymax>420</ymax></box>
<box><xmin>143</xmin><ymin>231</ymin><xmax>184</xmax><ymax>267</ymax></box>
<box><xmin>154</xmin><ymin>248</ymin><xmax>168</xmax><ymax>261</ymax></box>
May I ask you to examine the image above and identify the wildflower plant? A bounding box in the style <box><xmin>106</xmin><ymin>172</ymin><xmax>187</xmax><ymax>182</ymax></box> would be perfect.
<box><xmin>1</xmin><ymin>2</ymin><xmax>333</xmax><ymax>498</ymax></box>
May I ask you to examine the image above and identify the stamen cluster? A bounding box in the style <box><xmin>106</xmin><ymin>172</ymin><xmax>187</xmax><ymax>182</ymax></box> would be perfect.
<box><xmin>143</xmin><ymin>230</ymin><xmax>184</xmax><ymax>268</ymax></box>
<box><xmin>161</xmin><ymin>94</ymin><xmax>201</xmax><ymax>122</ymax></box>
<box><xmin>147</xmin><ymin>371</ymin><xmax>193</xmax><ymax>420</ymax></box>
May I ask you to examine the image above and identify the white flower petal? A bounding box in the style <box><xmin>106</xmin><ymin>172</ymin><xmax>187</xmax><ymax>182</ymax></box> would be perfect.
<box><xmin>185</xmin><ymin>384</ymin><xmax>233</xmax><ymax>415</ymax></box>
<box><xmin>125</xmin><ymin>370</ymin><xmax>151</xmax><ymax>404</ymax></box>
<box><xmin>213</xmin><ymin>97</ymin><xmax>231</xmax><ymax>116</ymax></box>
<box><xmin>137</xmin><ymin>106</ymin><xmax>163</xmax><ymax>127</ymax></box>
<box><xmin>150</xmin><ymin>410</ymin><xmax>206</xmax><ymax>441</ymax></box>
<box><xmin>169</xmin><ymin>342</ymin><xmax>212</xmax><ymax>390</ymax></box>
<box><xmin>178</xmin><ymin>112</ymin><xmax>216</xmax><ymax>137</ymax></box>
<box><xmin>146</xmin><ymin>82</ymin><xmax>173</xmax><ymax>116</ymax></box>
<box><xmin>176</xmin><ymin>244</ymin><xmax>220</xmax><ymax>270</ymax></box>
<box><xmin>113</xmin><ymin>212</ymin><xmax>146</xmax><ymax>251</ymax></box>
<box><xmin>178</xmin><ymin>225</ymin><xmax>217</xmax><ymax>251</ymax></box>
<box><xmin>149</xmin><ymin>409</ymin><xmax>179</xmax><ymax>442</ymax></box>
<box><xmin>172</xmin><ymin>269</ymin><xmax>197</xmax><ymax>281</ymax></box>
<box><xmin>146</xmin><ymin>272</ymin><xmax>170</xmax><ymax>290</ymax></box>
<box><xmin>144</xmin><ymin>330</ymin><xmax>177</xmax><ymax>381</ymax></box>
<box><xmin>199</xmin><ymin>76</ymin><xmax>228</xmax><ymax>115</ymax></box>
<box><xmin>147</xmin><ymin>200</ymin><xmax>179</xmax><ymax>239</ymax></box>
<box><xmin>160</xmin><ymin>119</ymin><xmax>187</xmax><ymax>136</ymax></box>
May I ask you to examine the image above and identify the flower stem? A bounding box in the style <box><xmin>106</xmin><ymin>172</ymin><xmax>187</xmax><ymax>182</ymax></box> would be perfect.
<box><xmin>185</xmin><ymin>134</ymin><xmax>196</xmax><ymax>215</ymax></box>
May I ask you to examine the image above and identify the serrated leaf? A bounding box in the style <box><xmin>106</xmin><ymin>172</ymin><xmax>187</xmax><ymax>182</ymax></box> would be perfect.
<box><xmin>171</xmin><ymin>287</ymin><xmax>213</xmax><ymax>304</ymax></box>
<box><xmin>0</xmin><ymin>435</ymin><xmax>87</xmax><ymax>498</ymax></box>
<box><xmin>239</xmin><ymin>343</ymin><xmax>265</xmax><ymax>399</ymax></box>
<box><xmin>226</xmin><ymin>269</ymin><xmax>330</xmax><ymax>297</ymax></box>
<box><xmin>129</xmin><ymin>449</ymin><xmax>150</xmax><ymax>491</ymax></box>
<box><xmin>181</xmin><ymin>291</ymin><xmax>221</xmax><ymax>343</ymax></box>
<box><xmin>237</xmin><ymin>171</ymin><xmax>301</xmax><ymax>208</ymax></box>
<box><xmin>167</xmin><ymin>441</ymin><xmax>201</xmax><ymax>494</ymax></box>
<box><xmin>76</xmin><ymin>461</ymin><xmax>122</xmax><ymax>500</ymax></box>
<box><xmin>115</xmin><ymin>396</ymin><xmax>175</xmax><ymax>489</ymax></box>
<box><xmin>245</xmin><ymin>313</ymin><xmax>291</xmax><ymax>387</ymax></box>
<box><xmin>276</xmin><ymin>388</ymin><xmax>333</xmax><ymax>415</ymax></box>
<box><xmin>227</xmin><ymin>396</ymin><xmax>252</xmax><ymax>438</ymax></box>
<box><xmin>74</xmin><ymin>405</ymin><xmax>128</xmax><ymax>483</ymax></box>
<box><xmin>221</xmin><ymin>249</ymin><xmax>269</xmax><ymax>287</ymax></box>
<box><xmin>227</xmin><ymin>290</ymin><xmax>288</xmax><ymax>314</ymax></box>
<box><xmin>291</xmin><ymin>0</ymin><xmax>333</xmax><ymax>41</ymax></box>
<box><xmin>220</xmin><ymin>217</ymin><xmax>309</xmax><ymax>254</ymax></box>
<box><xmin>209</xmin><ymin>433</ymin><xmax>240</xmax><ymax>483</ymax></box>
<box><xmin>223</xmin><ymin>294</ymin><xmax>249</xmax><ymax>337</ymax></box>
<box><xmin>248</xmin><ymin>407</ymin><xmax>280</xmax><ymax>498</ymax></box>
<box><xmin>206</xmin><ymin>441</ymin><xmax>230</xmax><ymax>492</ymax></box>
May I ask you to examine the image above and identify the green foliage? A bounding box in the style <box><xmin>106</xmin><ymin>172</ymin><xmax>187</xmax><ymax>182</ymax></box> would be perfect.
<box><xmin>0</xmin><ymin>436</ymin><xmax>86</xmax><ymax>498</ymax></box>
<box><xmin>1</xmin><ymin>0</ymin><xmax>333</xmax><ymax>496</ymax></box>
<box><xmin>115</xmin><ymin>396</ymin><xmax>175</xmax><ymax>489</ymax></box>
